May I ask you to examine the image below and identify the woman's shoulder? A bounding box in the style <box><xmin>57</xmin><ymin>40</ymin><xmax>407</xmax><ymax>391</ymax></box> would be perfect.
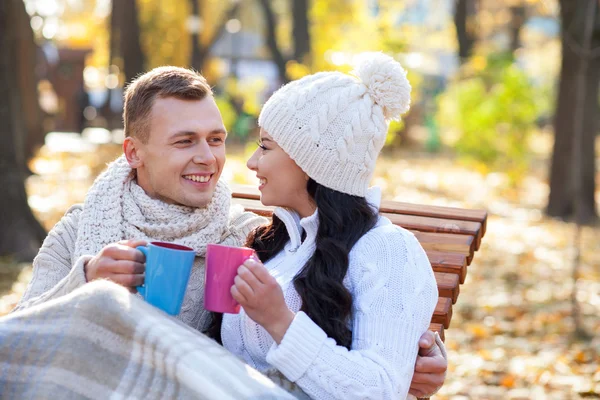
<box><xmin>352</xmin><ymin>215</ymin><xmax>419</xmax><ymax>255</ymax></box>
<box><xmin>346</xmin><ymin>216</ymin><xmax>429</xmax><ymax>281</ymax></box>
<box><xmin>346</xmin><ymin>216</ymin><xmax>436</xmax><ymax>313</ymax></box>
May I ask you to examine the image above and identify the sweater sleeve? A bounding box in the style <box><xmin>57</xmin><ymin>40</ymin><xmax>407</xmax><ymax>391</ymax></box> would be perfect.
<box><xmin>266</xmin><ymin>226</ymin><xmax>438</xmax><ymax>399</ymax></box>
<box><xmin>229</xmin><ymin>205</ymin><xmax>269</xmax><ymax>244</ymax></box>
<box><xmin>13</xmin><ymin>206</ymin><xmax>90</xmax><ymax>312</ymax></box>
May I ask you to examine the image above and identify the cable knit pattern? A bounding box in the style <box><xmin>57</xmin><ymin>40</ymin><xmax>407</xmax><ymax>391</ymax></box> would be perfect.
<box><xmin>258</xmin><ymin>52</ymin><xmax>411</xmax><ymax>196</ymax></box>
<box><xmin>221</xmin><ymin>188</ymin><xmax>438</xmax><ymax>399</ymax></box>
<box><xmin>14</xmin><ymin>156</ymin><xmax>267</xmax><ymax>331</ymax></box>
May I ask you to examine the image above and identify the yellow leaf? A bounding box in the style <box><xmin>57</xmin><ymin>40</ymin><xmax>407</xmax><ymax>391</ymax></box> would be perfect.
<box><xmin>500</xmin><ymin>374</ymin><xmax>516</xmax><ymax>388</ymax></box>
<box><xmin>467</xmin><ymin>323</ymin><xmax>489</xmax><ymax>339</ymax></box>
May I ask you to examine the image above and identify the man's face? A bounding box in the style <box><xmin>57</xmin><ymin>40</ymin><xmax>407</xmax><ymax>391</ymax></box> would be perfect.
<box><xmin>125</xmin><ymin>96</ymin><xmax>227</xmax><ymax>208</ymax></box>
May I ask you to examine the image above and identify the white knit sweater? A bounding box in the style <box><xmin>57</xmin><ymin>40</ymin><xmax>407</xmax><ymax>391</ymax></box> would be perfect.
<box><xmin>221</xmin><ymin>190</ymin><xmax>438</xmax><ymax>399</ymax></box>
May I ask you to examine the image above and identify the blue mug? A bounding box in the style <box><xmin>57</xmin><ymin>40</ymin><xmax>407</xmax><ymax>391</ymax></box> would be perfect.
<box><xmin>136</xmin><ymin>241</ymin><xmax>196</xmax><ymax>315</ymax></box>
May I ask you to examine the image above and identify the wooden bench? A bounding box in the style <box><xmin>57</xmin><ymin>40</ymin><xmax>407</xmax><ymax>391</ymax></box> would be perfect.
<box><xmin>231</xmin><ymin>184</ymin><xmax>488</xmax><ymax>342</ymax></box>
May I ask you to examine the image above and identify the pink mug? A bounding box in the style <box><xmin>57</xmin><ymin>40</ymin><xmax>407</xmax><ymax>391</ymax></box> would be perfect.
<box><xmin>204</xmin><ymin>243</ymin><xmax>256</xmax><ymax>314</ymax></box>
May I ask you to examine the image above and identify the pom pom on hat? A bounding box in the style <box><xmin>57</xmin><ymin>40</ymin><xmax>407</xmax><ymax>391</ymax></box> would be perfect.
<box><xmin>351</xmin><ymin>52</ymin><xmax>411</xmax><ymax>121</ymax></box>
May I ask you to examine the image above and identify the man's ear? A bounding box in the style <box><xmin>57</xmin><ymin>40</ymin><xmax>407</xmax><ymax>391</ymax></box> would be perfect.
<box><xmin>123</xmin><ymin>137</ymin><xmax>143</xmax><ymax>168</ymax></box>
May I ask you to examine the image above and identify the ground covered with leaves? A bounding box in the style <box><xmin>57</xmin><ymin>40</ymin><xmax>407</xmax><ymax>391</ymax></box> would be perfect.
<box><xmin>1</xmin><ymin>133</ymin><xmax>598</xmax><ymax>399</ymax></box>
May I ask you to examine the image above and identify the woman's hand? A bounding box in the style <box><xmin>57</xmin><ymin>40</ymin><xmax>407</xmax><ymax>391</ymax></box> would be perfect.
<box><xmin>231</xmin><ymin>258</ymin><xmax>295</xmax><ymax>344</ymax></box>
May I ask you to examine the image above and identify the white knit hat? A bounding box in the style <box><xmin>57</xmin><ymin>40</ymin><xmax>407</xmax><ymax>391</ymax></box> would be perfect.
<box><xmin>258</xmin><ymin>52</ymin><xmax>411</xmax><ymax>197</ymax></box>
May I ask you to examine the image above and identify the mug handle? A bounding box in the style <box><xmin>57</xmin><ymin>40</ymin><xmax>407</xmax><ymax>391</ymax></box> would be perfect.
<box><xmin>136</xmin><ymin>245</ymin><xmax>148</xmax><ymax>297</ymax></box>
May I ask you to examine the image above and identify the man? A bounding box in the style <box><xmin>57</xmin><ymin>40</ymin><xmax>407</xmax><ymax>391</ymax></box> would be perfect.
<box><xmin>13</xmin><ymin>67</ymin><xmax>446</xmax><ymax>397</ymax></box>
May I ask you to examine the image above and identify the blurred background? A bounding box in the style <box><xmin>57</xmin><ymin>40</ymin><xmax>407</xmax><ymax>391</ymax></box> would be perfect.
<box><xmin>0</xmin><ymin>0</ymin><xmax>599</xmax><ymax>398</ymax></box>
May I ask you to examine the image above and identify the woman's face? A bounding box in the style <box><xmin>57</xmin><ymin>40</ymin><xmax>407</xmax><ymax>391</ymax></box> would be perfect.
<box><xmin>246</xmin><ymin>129</ymin><xmax>315</xmax><ymax>218</ymax></box>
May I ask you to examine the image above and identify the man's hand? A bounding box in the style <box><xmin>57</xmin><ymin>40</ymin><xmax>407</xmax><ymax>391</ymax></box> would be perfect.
<box><xmin>84</xmin><ymin>239</ymin><xmax>147</xmax><ymax>292</ymax></box>
<box><xmin>409</xmin><ymin>330</ymin><xmax>447</xmax><ymax>398</ymax></box>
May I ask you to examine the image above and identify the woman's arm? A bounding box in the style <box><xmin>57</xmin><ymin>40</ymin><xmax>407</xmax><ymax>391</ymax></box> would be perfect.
<box><xmin>235</xmin><ymin>226</ymin><xmax>438</xmax><ymax>399</ymax></box>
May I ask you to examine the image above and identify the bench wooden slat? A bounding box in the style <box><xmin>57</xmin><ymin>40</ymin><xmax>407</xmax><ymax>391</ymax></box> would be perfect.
<box><xmin>411</xmin><ymin>231</ymin><xmax>475</xmax><ymax>264</ymax></box>
<box><xmin>427</xmin><ymin>251</ymin><xmax>467</xmax><ymax>284</ymax></box>
<box><xmin>429</xmin><ymin>323</ymin><xmax>445</xmax><ymax>342</ymax></box>
<box><xmin>380</xmin><ymin>199</ymin><xmax>488</xmax><ymax>237</ymax></box>
<box><xmin>385</xmin><ymin>213</ymin><xmax>483</xmax><ymax>250</ymax></box>
<box><xmin>435</xmin><ymin>272</ymin><xmax>459</xmax><ymax>304</ymax></box>
<box><xmin>433</xmin><ymin>297</ymin><xmax>452</xmax><ymax>329</ymax></box>
<box><xmin>230</xmin><ymin>185</ymin><xmax>262</xmax><ymax>200</ymax></box>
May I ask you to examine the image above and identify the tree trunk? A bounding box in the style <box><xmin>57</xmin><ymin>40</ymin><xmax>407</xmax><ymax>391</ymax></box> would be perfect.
<box><xmin>121</xmin><ymin>0</ymin><xmax>145</xmax><ymax>84</ymax></box>
<box><xmin>509</xmin><ymin>5</ymin><xmax>526</xmax><ymax>53</ymax></box>
<box><xmin>189</xmin><ymin>0</ymin><xmax>204</xmax><ymax>70</ymax></box>
<box><xmin>258</xmin><ymin>0</ymin><xmax>290</xmax><ymax>84</ymax></box>
<box><xmin>104</xmin><ymin>0</ymin><xmax>145</xmax><ymax>128</ymax></box>
<box><xmin>292</xmin><ymin>0</ymin><xmax>311</xmax><ymax>63</ymax></box>
<box><xmin>189</xmin><ymin>0</ymin><xmax>242</xmax><ymax>72</ymax></box>
<box><xmin>109</xmin><ymin>0</ymin><xmax>120</xmax><ymax>69</ymax></box>
<box><xmin>109</xmin><ymin>0</ymin><xmax>144</xmax><ymax>84</ymax></box>
<box><xmin>454</xmin><ymin>0</ymin><xmax>477</xmax><ymax>63</ymax></box>
<box><xmin>0</xmin><ymin>0</ymin><xmax>47</xmax><ymax>261</ymax></box>
<box><xmin>13</xmin><ymin>0</ymin><xmax>44</xmax><ymax>161</ymax></box>
<box><xmin>547</xmin><ymin>0</ymin><xmax>600</xmax><ymax>223</ymax></box>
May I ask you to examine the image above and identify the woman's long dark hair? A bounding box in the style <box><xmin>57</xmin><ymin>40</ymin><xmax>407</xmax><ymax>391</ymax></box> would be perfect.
<box><xmin>204</xmin><ymin>179</ymin><xmax>378</xmax><ymax>349</ymax></box>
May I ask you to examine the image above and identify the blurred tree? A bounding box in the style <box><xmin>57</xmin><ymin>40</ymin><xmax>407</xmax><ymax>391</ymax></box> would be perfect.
<box><xmin>0</xmin><ymin>0</ymin><xmax>46</xmax><ymax>261</ymax></box>
<box><xmin>16</xmin><ymin>0</ymin><xmax>45</xmax><ymax>160</ymax></box>
<box><xmin>547</xmin><ymin>0</ymin><xmax>600</xmax><ymax>223</ymax></box>
<box><xmin>110</xmin><ymin>0</ymin><xmax>145</xmax><ymax>84</ymax></box>
<box><xmin>138</xmin><ymin>0</ymin><xmax>189</xmax><ymax>69</ymax></box>
<box><xmin>309</xmin><ymin>1</ymin><xmax>407</xmax><ymax>70</ymax></box>
<box><xmin>292</xmin><ymin>0</ymin><xmax>311</xmax><ymax>63</ymax></box>
<box><xmin>189</xmin><ymin>0</ymin><xmax>242</xmax><ymax>71</ymax></box>
<box><xmin>257</xmin><ymin>0</ymin><xmax>291</xmax><ymax>83</ymax></box>
<box><xmin>509</xmin><ymin>3</ymin><xmax>527</xmax><ymax>53</ymax></box>
<box><xmin>255</xmin><ymin>0</ymin><xmax>312</xmax><ymax>83</ymax></box>
<box><xmin>190</xmin><ymin>0</ymin><xmax>203</xmax><ymax>69</ymax></box>
<box><xmin>437</xmin><ymin>59</ymin><xmax>539</xmax><ymax>184</ymax></box>
<box><xmin>454</xmin><ymin>0</ymin><xmax>478</xmax><ymax>63</ymax></box>
<box><xmin>471</xmin><ymin>1</ymin><xmax>537</xmax><ymax>57</ymax></box>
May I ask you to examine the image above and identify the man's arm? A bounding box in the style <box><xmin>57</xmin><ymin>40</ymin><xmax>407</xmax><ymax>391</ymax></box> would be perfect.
<box><xmin>13</xmin><ymin>206</ymin><xmax>89</xmax><ymax>312</ymax></box>
<box><xmin>14</xmin><ymin>206</ymin><xmax>148</xmax><ymax>312</ymax></box>
<box><xmin>410</xmin><ymin>330</ymin><xmax>448</xmax><ymax>398</ymax></box>
<box><xmin>228</xmin><ymin>206</ymin><xmax>269</xmax><ymax>243</ymax></box>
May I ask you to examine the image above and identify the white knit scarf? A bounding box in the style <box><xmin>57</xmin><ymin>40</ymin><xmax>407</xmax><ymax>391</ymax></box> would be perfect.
<box><xmin>74</xmin><ymin>155</ymin><xmax>238</xmax><ymax>259</ymax></box>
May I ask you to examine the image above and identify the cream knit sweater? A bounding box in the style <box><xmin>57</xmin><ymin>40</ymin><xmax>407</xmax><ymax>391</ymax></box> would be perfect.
<box><xmin>14</xmin><ymin>205</ymin><xmax>265</xmax><ymax>331</ymax></box>
<box><xmin>13</xmin><ymin>196</ymin><xmax>267</xmax><ymax>330</ymax></box>
<box><xmin>221</xmin><ymin>189</ymin><xmax>439</xmax><ymax>399</ymax></box>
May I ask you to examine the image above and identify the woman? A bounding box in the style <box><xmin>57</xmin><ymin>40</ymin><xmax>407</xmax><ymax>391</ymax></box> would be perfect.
<box><xmin>207</xmin><ymin>52</ymin><xmax>440</xmax><ymax>399</ymax></box>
